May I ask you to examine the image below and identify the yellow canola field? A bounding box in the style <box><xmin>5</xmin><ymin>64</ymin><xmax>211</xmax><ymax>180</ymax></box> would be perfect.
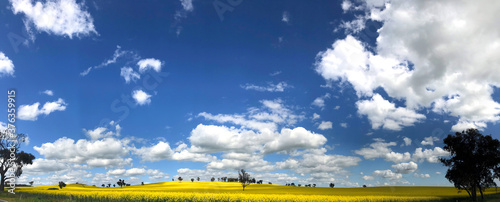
<box><xmin>13</xmin><ymin>181</ymin><xmax>500</xmax><ymax>202</ymax></box>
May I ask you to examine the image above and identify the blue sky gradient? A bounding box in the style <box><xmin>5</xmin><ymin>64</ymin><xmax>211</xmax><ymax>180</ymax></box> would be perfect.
<box><xmin>0</xmin><ymin>0</ymin><xmax>499</xmax><ymax>187</ymax></box>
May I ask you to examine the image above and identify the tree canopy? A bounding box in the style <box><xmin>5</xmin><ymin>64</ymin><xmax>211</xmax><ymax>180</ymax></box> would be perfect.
<box><xmin>238</xmin><ymin>169</ymin><xmax>251</xmax><ymax>191</ymax></box>
<box><xmin>440</xmin><ymin>128</ymin><xmax>500</xmax><ymax>201</ymax></box>
<box><xmin>0</xmin><ymin>131</ymin><xmax>35</xmax><ymax>192</ymax></box>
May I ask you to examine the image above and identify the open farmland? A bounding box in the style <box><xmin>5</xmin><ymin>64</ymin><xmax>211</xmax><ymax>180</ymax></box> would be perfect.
<box><xmin>3</xmin><ymin>181</ymin><xmax>500</xmax><ymax>202</ymax></box>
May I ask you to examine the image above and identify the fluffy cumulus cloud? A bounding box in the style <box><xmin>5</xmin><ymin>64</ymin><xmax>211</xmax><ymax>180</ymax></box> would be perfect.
<box><xmin>107</xmin><ymin>168</ymin><xmax>168</xmax><ymax>180</ymax></box>
<box><xmin>316</xmin><ymin>0</ymin><xmax>500</xmax><ymax>131</ymax></box>
<box><xmin>318</xmin><ymin>121</ymin><xmax>333</xmax><ymax>130</ymax></box>
<box><xmin>412</xmin><ymin>147</ymin><xmax>450</xmax><ymax>163</ymax></box>
<box><xmin>421</xmin><ymin>136</ymin><xmax>439</xmax><ymax>146</ymax></box>
<box><xmin>413</xmin><ymin>173</ymin><xmax>430</xmax><ymax>179</ymax></box>
<box><xmin>9</xmin><ymin>0</ymin><xmax>97</xmax><ymax>40</ymax></box>
<box><xmin>356</xmin><ymin>94</ymin><xmax>425</xmax><ymax>131</ymax></box>
<box><xmin>354</xmin><ymin>139</ymin><xmax>410</xmax><ymax>163</ymax></box>
<box><xmin>24</xmin><ymin>158</ymin><xmax>68</xmax><ymax>174</ymax></box>
<box><xmin>402</xmin><ymin>137</ymin><xmax>412</xmax><ymax>146</ymax></box>
<box><xmin>187</xmin><ymin>124</ymin><xmax>326</xmax><ymax>155</ymax></box>
<box><xmin>83</xmin><ymin>123</ymin><xmax>121</xmax><ymax>140</ymax></box>
<box><xmin>132</xmin><ymin>90</ymin><xmax>152</xmax><ymax>105</ymax></box>
<box><xmin>134</xmin><ymin>141</ymin><xmax>216</xmax><ymax>163</ymax></box>
<box><xmin>33</xmin><ymin>137</ymin><xmax>131</xmax><ymax>168</ymax></box>
<box><xmin>278</xmin><ymin>149</ymin><xmax>361</xmax><ymax>177</ymax></box>
<box><xmin>18</xmin><ymin>98</ymin><xmax>67</xmax><ymax>121</ymax></box>
<box><xmin>137</xmin><ymin>58</ymin><xmax>162</xmax><ymax>73</ymax></box>
<box><xmin>240</xmin><ymin>82</ymin><xmax>291</xmax><ymax>92</ymax></box>
<box><xmin>355</xmin><ymin>138</ymin><xmax>449</xmax><ymax>164</ymax></box>
<box><xmin>372</xmin><ymin>170</ymin><xmax>402</xmax><ymax>181</ymax></box>
<box><xmin>0</xmin><ymin>52</ymin><xmax>15</xmax><ymax>77</ymax></box>
<box><xmin>391</xmin><ymin>161</ymin><xmax>417</xmax><ymax>174</ymax></box>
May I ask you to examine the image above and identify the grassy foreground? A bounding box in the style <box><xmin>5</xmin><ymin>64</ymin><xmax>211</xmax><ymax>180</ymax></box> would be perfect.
<box><xmin>1</xmin><ymin>181</ymin><xmax>500</xmax><ymax>201</ymax></box>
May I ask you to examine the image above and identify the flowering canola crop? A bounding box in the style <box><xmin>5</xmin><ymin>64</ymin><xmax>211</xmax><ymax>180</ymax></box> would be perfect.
<box><xmin>13</xmin><ymin>181</ymin><xmax>498</xmax><ymax>201</ymax></box>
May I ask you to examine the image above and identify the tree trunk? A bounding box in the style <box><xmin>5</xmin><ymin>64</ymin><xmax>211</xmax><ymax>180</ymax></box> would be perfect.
<box><xmin>471</xmin><ymin>185</ymin><xmax>477</xmax><ymax>201</ymax></box>
<box><xmin>0</xmin><ymin>172</ymin><xmax>4</xmax><ymax>192</ymax></box>
<box><xmin>478</xmin><ymin>185</ymin><xmax>484</xmax><ymax>200</ymax></box>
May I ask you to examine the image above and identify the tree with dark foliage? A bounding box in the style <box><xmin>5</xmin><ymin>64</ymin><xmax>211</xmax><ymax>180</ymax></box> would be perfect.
<box><xmin>58</xmin><ymin>181</ymin><xmax>66</xmax><ymax>189</ymax></box>
<box><xmin>117</xmin><ymin>179</ymin><xmax>126</xmax><ymax>188</ymax></box>
<box><xmin>178</xmin><ymin>176</ymin><xmax>183</xmax><ymax>182</ymax></box>
<box><xmin>440</xmin><ymin>128</ymin><xmax>500</xmax><ymax>201</ymax></box>
<box><xmin>0</xmin><ymin>132</ymin><xmax>35</xmax><ymax>191</ymax></box>
<box><xmin>329</xmin><ymin>183</ymin><xmax>335</xmax><ymax>188</ymax></box>
<box><xmin>238</xmin><ymin>169</ymin><xmax>251</xmax><ymax>191</ymax></box>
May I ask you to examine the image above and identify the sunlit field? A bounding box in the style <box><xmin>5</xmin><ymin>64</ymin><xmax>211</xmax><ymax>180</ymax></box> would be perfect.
<box><xmin>4</xmin><ymin>181</ymin><xmax>500</xmax><ymax>201</ymax></box>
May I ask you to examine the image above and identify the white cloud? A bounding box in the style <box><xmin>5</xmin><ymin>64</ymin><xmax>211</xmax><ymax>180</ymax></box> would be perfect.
<box><xmin>33</xmin><ymin>137</ymin><xmax>131</xmax><ymax>168</ymax></box>
<box><xmin>362</xmin><ymin>175</ymin><xmax>374</xmax><ymax>181</ymax></box>
<box><xmin>402</xmin><ymin>137</ymin><xmax>412</xmax><ymax>146</ymax></box>
<box><xmin>9</xmin><ymin>0</ymin><xmax>97</xmax><ymax>39</ymax></box>
<box><xmin>312</xmin><ymin>113</ymin><xmax>320</xmax><ymax>120</ymax></box>
<box><xmin>18</xmin><ymin>98</ymin><xmax>67</xmax><ymax>121</ymax></box>
<box><xmin>312</xmin><ymin>93</ymin><xmax>331</xmax><ymax>109</ymax></box>
<box><xmin>180</xmin><ymin>0</ymin><xmax>193</xmax><ymax>11</ymax></box>
<box><xmin>188</xmin><ymin>124</ymin><xmax>326</xmax><ymax>155</ymax></box>
<box><xmin>263</xmin><ymin>127</ymin><xmax>327</xmax><ymax>154</ymax></box>
<box><xmin>356</xmin><ymin>94</ymin><xmax>425</xmax><ymax>131</ymax></box>
<box><xmin>412</xmin><ymin>147</ymin><xmax>450</xmax><ymax>163</ymax></box>
<box><xmin>132</xmin><ymin>90</ymin><xmax>152</xmax><ymax>105</ymax></box>
<box><xmin>24</xmin><ymin>158</ymin><xmax>68</xmax><ymax>173</ymax></box>
<box><xmin>391</xmin><ymin>161</ymin><xmax>417</xmax><ymax>174</ymax></box>
<box><xmin>413</xmin><ymin>173</ymin><xmax>430</xmax><ymax>179</ymax></box>
<box><xmin>207</xmin><ymin>154</ymin><xmax>275</xmax><ymax>172</ymax></box>
<box><xmin>421</xmin><ymin>136</ymin><xmax>439</xmax><ymax>146</ymax></box>
<box><xmin>340</xmin><ymin>122</ymin><xmax>348</xmax><ymax>128</ymax></box>
<box><xmin>120</xmin><ymin>67</ymin><xmax>140</xmax><ymax>83</ymax></box>
<box><xmin>134</xmin><ymin>141</ymin><xmax>215</xmax><ymax>163</ymax></box>
<box><xmin>0</xmin><ymin>122</ymin><xmax>7</xmax><ymax>132</ymax></box>
<box><xmin>106</xmin><ymin>168</ymin><xmax>168</xmax><ymax>181</ymax></box>
<box><xmin>199</xmin><ymin>99</ymin><xmax>304</xmax><ymax>132</ymax></box>
<box><xmin>372</xmin><ymin>170</ymin><xmax>402</xmax><ymax>181</ymax></box>
<box><xmin>451</xmin><ymin>121</ymin><xmax>487</xmax><ymax>132</ymax></box>
<box><xmin>240</xmin><ymin>82</ymin><xmax>291</xmax><ymax>92</ymax></box>
<box><xmin>83</xmin><ymin>124</ymin><xmax>120</xmax><ymax>140</ymax></box>
<box><xmin>282</xmin><ymin>11</ymin><xmax>290</xmax><ymax>23</ymax></box>
<box><xmin>341</xmin><ymin>0</ymin><xmax>352</xmax><ymax>12</ymax></box>
<box><xmin>318</xmin><ymin>121</ymin><xmax>333</xmax><ymax>130</ymax></box>
<box><xmin>0</xmin><ymin>52</ymin><xmax>15</xmax><ymax>77</ymax></box>
<box><xmin>354</xmin><ymin>139</ymin><xmax>411</xmax><ymax>163</ymax></box>
<box><xmin>41</xmin><ymin>90</ymin><xmax>53</xmax><ymax>96</ymax></box>
<box><xmin>137</xmin><ymin>58</ymin><xmax>162</xmax><ymax>73</ymax></box>
<box><xmin>317</xmin><ymin>0</ymin><xmax>500</xmax><ymax>131</ymax></box>
<box><xmin>81</xmin><ymin>46</ymin><xmax>136</xmax><ymax>76</ymax></box>
<box><xmin>287</xmin><ymin>152</ymin><xmax>361</xmax><ymax>176</ymax></box>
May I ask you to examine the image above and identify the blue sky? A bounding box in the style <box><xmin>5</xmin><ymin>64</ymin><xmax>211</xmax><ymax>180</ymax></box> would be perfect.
<box><xmin>0</xmin><ymin>0</ymin><xmax>499</xmax><ymax>187</ymax></box>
